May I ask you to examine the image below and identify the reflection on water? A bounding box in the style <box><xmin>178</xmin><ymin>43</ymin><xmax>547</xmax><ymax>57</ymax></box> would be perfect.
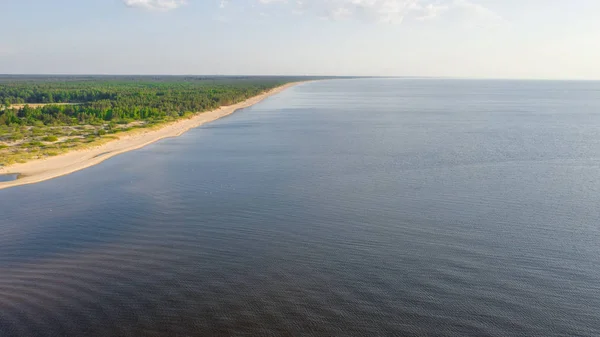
<box><xmin>1</xmin><ymin>79</ymin><xmax>600</xmax><ymax>336</ymax></box>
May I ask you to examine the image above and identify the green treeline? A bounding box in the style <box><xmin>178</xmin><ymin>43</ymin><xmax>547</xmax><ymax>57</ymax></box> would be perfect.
<box><xmin>0</xmin><ymin>76</ymin><xmax>296</xmax><ymax>126</ymax></box>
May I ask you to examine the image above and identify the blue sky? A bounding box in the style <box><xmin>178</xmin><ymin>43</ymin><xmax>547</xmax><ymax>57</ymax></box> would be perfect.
<box><xmin>1</xmin><ymin>0</ymin><xmax>599</xmax><ymax>79</ymax></box>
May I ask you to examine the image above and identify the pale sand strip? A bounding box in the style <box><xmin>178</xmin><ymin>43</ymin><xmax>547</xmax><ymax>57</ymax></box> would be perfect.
<box><xmin>2</xmin><ymin>103</ymin><xmax>79</xmax><ymax>111</ymax></box>
<box><xmin>0</xmin><ymin>82</ymin><xmax>302</xmax><ymax>190</ymax></box>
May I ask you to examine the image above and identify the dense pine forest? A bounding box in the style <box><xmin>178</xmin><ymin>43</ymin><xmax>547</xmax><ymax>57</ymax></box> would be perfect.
<box><xmin>0</xmin><ymin>75</ymin><xmax>319</xmax><ymax>166</ymax></box>
<box><xmin>0</xmin><ymin>76</ymin><xmax>306</xmax><ymax>126</ymax></box>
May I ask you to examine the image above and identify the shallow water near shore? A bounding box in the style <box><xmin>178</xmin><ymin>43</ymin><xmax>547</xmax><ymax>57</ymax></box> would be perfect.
<box><xmin>1</xmin><ymin>79</ymin><xmax>600</xmax><ymax>336</ymax></box>
<box><xmin>0</xmin><ymin>173</ymin><xmax>18</xmax><ymax>182</ymax></box>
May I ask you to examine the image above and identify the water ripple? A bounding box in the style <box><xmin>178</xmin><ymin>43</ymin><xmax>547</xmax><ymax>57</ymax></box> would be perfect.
<box><xmin>1</xmin><ymin>79</ymin><xmax>600</xmax><ymax>336</ymax></box>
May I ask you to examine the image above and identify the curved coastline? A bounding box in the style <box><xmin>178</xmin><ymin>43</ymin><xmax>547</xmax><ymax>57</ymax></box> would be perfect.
<box><xmin>0</xmin><ymin>82</ymin><xmax>302</xmax><ymax>190</ymax></box>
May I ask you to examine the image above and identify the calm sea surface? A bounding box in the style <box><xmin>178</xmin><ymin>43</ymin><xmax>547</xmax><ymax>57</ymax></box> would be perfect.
<box><xmin>1</xmin><ymin>79</ymin><xmax>600</xmax><ymax>336</ymax></box>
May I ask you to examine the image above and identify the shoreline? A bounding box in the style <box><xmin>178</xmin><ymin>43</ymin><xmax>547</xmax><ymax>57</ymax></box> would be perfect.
<box><xmin>0</xmin><ymin>82</ymin><xmax>302</xmax><ymax>190</ymax></box>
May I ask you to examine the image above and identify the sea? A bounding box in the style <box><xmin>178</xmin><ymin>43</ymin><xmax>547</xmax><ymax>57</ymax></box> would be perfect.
<box><xmin>1</xmin><ymin>79</ymin><xmax>600</xmax><ymax>336</ymax></box>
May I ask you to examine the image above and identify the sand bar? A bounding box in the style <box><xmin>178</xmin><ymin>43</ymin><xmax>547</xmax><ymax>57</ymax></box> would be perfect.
<box><xmin>0</xmin><ymin>82</ymin><xmax>301</xmax><ymax>190</ymax></box>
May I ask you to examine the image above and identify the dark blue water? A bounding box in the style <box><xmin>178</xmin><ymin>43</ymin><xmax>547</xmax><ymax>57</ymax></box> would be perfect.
<box><xmin>1</xmin><ymin>79</ymin><xmax>600</xmax><ymax>336</ymax></box>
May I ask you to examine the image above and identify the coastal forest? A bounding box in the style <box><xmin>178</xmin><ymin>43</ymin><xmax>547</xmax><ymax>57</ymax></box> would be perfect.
<box><xmin>0</xmin><ymin>76</ymin><xmax>299</xmax><ymax>125</ymax></box>
<box><xmin>0</xmin><ymin>76</ymin><xmax>308</xmax><ymax>166</ymax></box>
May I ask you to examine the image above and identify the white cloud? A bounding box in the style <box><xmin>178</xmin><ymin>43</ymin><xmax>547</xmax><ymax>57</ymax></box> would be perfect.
<box><xmin>451</xmin><ymin>0</ymin><xmax>505</xmax><ymax>27</ymax></box>
<box><xmin>123</xmin><ymin>0</ymin><xmax>188</xmax><ymax>11</ymax></box>
<box><xmin>127</xmin><ymin>0</ymin><xmax>502</xmax><ymax>24</ymax></box>
<box><xmin>254</xmin><ymin>0</ymin><xmax>502</xmax><ymax>24</ymax></box>
<box><xmin>288</xmin><ymin>0</ymin><xmax>418</xmax><ymax>23</ymax></box>
<box><xmin>415</xmin><ymin>3</ymin><xmax>450</xmax><ymax>21</ymax></box>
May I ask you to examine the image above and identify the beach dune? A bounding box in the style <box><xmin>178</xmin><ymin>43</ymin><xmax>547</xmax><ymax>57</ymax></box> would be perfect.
<box><xmin>0</xmin><ymin>82</ymin><xmax>300</xmax><ymax>190</ymax></box>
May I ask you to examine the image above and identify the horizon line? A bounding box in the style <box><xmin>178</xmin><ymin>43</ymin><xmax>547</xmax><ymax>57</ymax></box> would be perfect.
<box><xmin>0</xmin><ymin>74</ymin><xmax>599</xmax><ymax>82</ymax></box>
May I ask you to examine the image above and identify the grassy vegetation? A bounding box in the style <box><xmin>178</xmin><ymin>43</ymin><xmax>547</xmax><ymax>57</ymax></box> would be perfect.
<box><xmin>0</xmin><ymin>75</ymin><xmax>315</xmax><ymax>167</ymax></box>
<box><xmin>0</xmin><ymin>123</ymin><xmax>121</xmax><ymax>165</ymax></box>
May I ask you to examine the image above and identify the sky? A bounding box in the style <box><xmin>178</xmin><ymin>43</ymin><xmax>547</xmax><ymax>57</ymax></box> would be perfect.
<box><xmin>1</xmin><ymin>0</ymin><xmax>599</xmax><ymax>79</ymax></box>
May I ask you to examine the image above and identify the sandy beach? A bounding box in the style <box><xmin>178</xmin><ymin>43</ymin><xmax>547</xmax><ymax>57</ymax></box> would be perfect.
<box><xmin>0</xmin><ymin>82</ymin><xmax>301</xmax><ymax>190</ymax></box>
